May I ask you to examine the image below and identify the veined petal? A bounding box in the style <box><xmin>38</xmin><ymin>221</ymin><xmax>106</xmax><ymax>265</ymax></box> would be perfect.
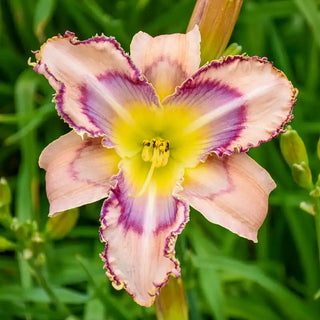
<box><xmin>164</xmin><ymin>56</ymin><xmax>297</xmax><ymax>157</ymax></box>
<box><xmin>130</xmin><ymin>27</ymin><xmax>201</xmax><ymax>101</ymax></box>
<box><xmin>99</xmin><ymin>173</ymin><xmax>189</xmax><ymax>307</ymax></box>
<box><xmin>39</xmin><ymin>131</ymin><xmax>120</xmax><ymax>216</ymax></box>
<box><xmin>181</xmin><ymin>153</ymin><xmax>276</xmax><ymax>242</ymax></box>
<box><xmin>34</xmin><ymin>31</ymin><xmax>159</xmax><ymax>137</ymax></box>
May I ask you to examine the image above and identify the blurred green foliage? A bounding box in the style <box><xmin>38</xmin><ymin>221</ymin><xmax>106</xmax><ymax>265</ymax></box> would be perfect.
<box><xmin>0</xmin><ymin>0</ymin><xmax>320</xmax><ymax>319</ymax></box>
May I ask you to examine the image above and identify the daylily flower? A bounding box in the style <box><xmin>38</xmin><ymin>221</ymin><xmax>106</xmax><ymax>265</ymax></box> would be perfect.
<box><xmin>33</xmin><ymin>27</ymin><xmax>297</xmax><ymax>307</ymax></box>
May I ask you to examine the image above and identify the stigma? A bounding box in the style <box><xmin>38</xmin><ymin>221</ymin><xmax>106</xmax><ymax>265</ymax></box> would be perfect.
<box><xmin>142</xmin><ymin>138</ymin><xmax>170</xmax><ymax>167</ymax></box>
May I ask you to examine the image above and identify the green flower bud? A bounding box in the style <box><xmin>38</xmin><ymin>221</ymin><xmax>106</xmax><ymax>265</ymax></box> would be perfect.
<box><xmin>14</xmin><ymin>220</ymin><xmax>37</xmax><ymax>240</ymax></box>
<box><xmin>222</xmin><ymin>43</ymin><xmax>243</xmax><ymax>56</ymax></box>
<box><xmin>292</xmin><ymin>162</ymin><xmax>313</xmax><ymax>190</ymax></box>
<box><xmin>280</xmin><ymin>126</ymin><xmax>309</xmax><ymax>168</ymax></box>
<box><xmin>309</xmin><ymin>187</ymin><xmax>320</xmax><ymax>198</ymax></box>
<box><xmin>299</xmin><ymin>201</ymin><xmax>315</xmax><ymax>215</ymax></box>
<box><xmin>308</xmin><ymin>175</ymin><xmax>320</xmax><ymax>197</ymax></box>
<box><xmin>0</xmin><ymin>236</ymin><xmax>15</xmax><ymax>252</ymax></box>
<box><xmin>317</xmin><ymin>137</ymin><xmax>320</xmax><ymax>160</ymax></box>
<box><xmin>0</xmin><ymin>178</ymin><xmax>12</xmax><ymax>227</ymax></box>
<box><xmin>23</xmin><ymin>248</ymin><xmax>33</xmax><ymax>260</ymax></box>
<box><xmin>34</xmin><ymin>252</ymin><xmax>46</xmax><ymax>267</ymax></box>
<box><xmin>30</xmin><ymin>232</ymin><xmax>44</xmax><ymax>253</ymax></box>
<box><xmin>46</xmin><ymin>208</ymin><xmax>79</xmax><ymax>240</ymax></box>
<box><xmin>0</xmin><ymin>178</ymin><xmax>11</xmax><ymax>207</ymax></box>
<box><xmin>316</xmin><ymin>174</ymin><xmax>320</xmax><ymax>187</ymax></box>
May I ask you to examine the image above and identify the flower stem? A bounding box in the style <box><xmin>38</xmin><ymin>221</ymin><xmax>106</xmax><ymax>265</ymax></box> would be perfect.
<box><xmin>313</xmin><ymin>196</ymin><xmax>320</xmax><ymax>266</ymax></box>
<box><xmin>30</xmin><ymin>264</ymin><xmax>71</xmax><ymax>318</ymax></box>
<box><xmin>155</xmin><ymin>277</ymin><xmax>188</xmax><ymax>320</ymax></box>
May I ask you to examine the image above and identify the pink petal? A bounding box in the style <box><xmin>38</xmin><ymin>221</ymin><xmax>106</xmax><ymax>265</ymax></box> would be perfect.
<box><xmin>130</xmin><ymin>27</ymin><xmax>201</xmax><ymax>100</ymax></box>
<box><xmin>164</xmin><ymin>56</ymin><xmax>297</xmax><ymax>157</ymax></box>
<box><xmin>181</xmin><ymin>153</ymin><xmax>276</xmax><ymax>242</ymax></box>
<box><xmin>34</xmin><ymin>32</ymin><xmax>159</xmax><ymax>137</ymax></box>
<box><xmin>39</xmin><ymin>131</ymin><xmax>120</xmax><ymax>216</ymax></box>
<box><xmin>99</xmin><ymin>173</ymin><xmax>189</xmax><ymax>307</ymax></box>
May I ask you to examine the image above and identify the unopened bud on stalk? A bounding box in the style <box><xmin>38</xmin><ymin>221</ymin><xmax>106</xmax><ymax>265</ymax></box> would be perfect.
<box><xmin>309</xmin><ymin>174</ymin><xmax>320</xmax><ymax>197</ymax></box>
<box><xmin>0</xmin><ymin>178</ymin><xmax>12</xmax><ymax>227</ymax></box>
<box><xmin>0</xmin><ymin>178</ymin><xmax>11</xmax><ymax>208</ymax></box>
<box><xmin>155</xmin><ymin>277</ymin><xmax>188</xmax><ymax>320</ymax></box>
<box><xmin>292</xmin><ymin>162</ymin><xmax>313</xmax><ymax>190</ymax></box>
<box><xmin>222</xmin><ymin>42</ymin><xmax>242</xmax><ymax>56</ymax></box>
<box><xmin>46</xmin><ymin>208</ymin><xmax>79</xmax><ymax>239</ymax></box>
<box><xmin>280</xmin><ymin>126</ymin><xmax>309</xmax><ymax>168</ymax></box>
<box><xmin>0</xmin><ymin>236</ymin><xmax>15</xmax><ymax>252</ymax></box>
<box><xmin>299</xmin><ymin>201</ymin><xmax>315</xmax><ymax>215</ymax></box>
<box><xmin>187</xmin><ymin>0</ymin><xmax>243</xmax><ymax>63</ymax></box>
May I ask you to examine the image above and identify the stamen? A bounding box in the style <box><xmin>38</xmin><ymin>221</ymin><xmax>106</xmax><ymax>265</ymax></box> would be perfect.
<box><xmin>132</xmin><ymin>138</ymin><xmax>170</xmax><ymax>197</ymax></box>
<box><xmin>141</xmin><ymin>138</ymin><xmax>170</xmax><ymax>167</ymax></box>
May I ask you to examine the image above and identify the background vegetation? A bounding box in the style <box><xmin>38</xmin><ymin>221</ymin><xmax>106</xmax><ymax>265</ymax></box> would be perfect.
<box><xmin>0</xmin><ymin>0</ymin><xmax>319</xmax><ymax>319</ymax></box>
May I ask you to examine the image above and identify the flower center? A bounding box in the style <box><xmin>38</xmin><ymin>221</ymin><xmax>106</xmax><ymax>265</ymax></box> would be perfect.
<box><xmin>132</xmin><ymin>138</ymin><xmax>170</xmax><ymax>197</ymax></box>
<box><xmin>141</xmin><ymin>138</ymin><xmax>170</xmax><ymax>167</ymax></box>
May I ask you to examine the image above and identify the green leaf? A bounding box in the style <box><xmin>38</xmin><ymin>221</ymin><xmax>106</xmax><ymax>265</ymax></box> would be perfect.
<box><xmin>33</xmin><ymin>0</ymin><xmax>56</xmax><ymax>42</ymax></box>
<box><xmin>193</xmin><ymin>255</ymin><xmax>318</xmax><ymax>320</ymax></box>
<box><xmin>294</xmin><ymin>0</ymin><xmax>320</xmax><ymax>49</ymax></box>
<box><xmin>198</xmin><ymin>268</ymin><xmax>226</xmax><ymax>320</ymax></box>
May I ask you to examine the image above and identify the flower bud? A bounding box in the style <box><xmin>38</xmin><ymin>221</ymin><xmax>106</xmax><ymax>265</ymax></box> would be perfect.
<box><xmin>280</xmin><ymin>126</ymin><xmax>309</xmax><ymax>168</ymax></box>
<box><xmin>0</xmin><ymin>236</ymin><xmax>15</xmax><ymax>252</ymax></box>
<box><xmin>317</xmin><ymin>137</ymin><xmax>320</xmax><ymax>160</ymax></box>
<box><xmin>299</xmin><ymin>201</ymin><xmax>315</xmax><ymax>216</ymax></box>
<box><xmin>187</xmin><ymin>0</ymin><xmax>243</xmax><ymax>63</ymax></box>
<box><xmin>34</xmin><ymin>252</ymin><xmax>46</xmax><ymax>267</ymax></box>
<box><xmin>155</xmin><ymin>277</ymin><xmax>188</xmax><ymax>320</ymax></box>
<box><xmin>222</xmin><ymin>42</ymin><xmax>242</xmax><ymax>56</ymax></box>
<box><xmin>309</xmin><ymin>174</ymin><xmax>320</xmax><ymax>197</ymax></box>
<box><xmin>0</xmin><ymin>178</ymin><xmax>12</xmax><ymax>228</ymax></box>
<box><xmin>0</xmin><ymin>178</ymin><xmax>11</xmax><ymax>207</ymax></box>
<box><xmin>292</xmin><ymin>162</ymin><xmax>313</xmax><ymax>190</ymax></box>
<box><xmin>309</xmin><ymin>187</ymin><xmax>320</xmax><ymax>198</ymax></box>
<box><xmin>46</xmin><ymin>208</ymin><xmax>79</xmax><ymax>240</ymax></box>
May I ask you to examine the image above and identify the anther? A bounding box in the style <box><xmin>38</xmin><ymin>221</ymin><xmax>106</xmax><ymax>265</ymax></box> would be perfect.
<box><xmin>134</xmin><ymin>138</ymin><xmax>170</xmax><ymax>197</ymax></box>
<box><xmin>141</xmin><ymin>138</ymin><xmax>170</xmax><ymax>168</ymax></box>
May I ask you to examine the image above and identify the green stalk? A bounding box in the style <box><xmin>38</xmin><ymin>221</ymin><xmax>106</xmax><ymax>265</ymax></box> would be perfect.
<box><xmin>30</xmin><ymin>264</ymin><xmax>71</xmax><ymax>318</ymax></box>
<box><xmin>313</xmin><ymin>197</ymin><xmax>320</xmax><ymax>266</ymax></box>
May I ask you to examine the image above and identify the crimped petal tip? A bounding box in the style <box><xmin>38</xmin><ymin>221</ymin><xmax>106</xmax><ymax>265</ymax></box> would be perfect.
<box><xmin>99</xmin><ymin>173</ymin><xmax>189</xmax><ymax>306</ymax></box>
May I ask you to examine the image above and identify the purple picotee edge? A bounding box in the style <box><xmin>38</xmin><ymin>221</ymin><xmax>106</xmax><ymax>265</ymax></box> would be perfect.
<box><xmin>98</xmin><ymin>172</ymin><xmax>190</xmax><ymax>303</ymax></box>
<box><xmin>63</xmin><ymin>31</ymin><xmax>141</xmax><ymax>80</ymax></box>
<box><xmin>165</xmin><ymin>54</ymin><xmax>298</xmax><ymax>157</ymax></box>
<box><xmin>201</xmin><ymin>55</ymin><xmax>298</xmax><ymax>155</ymax></box>
<box><xmin>33</xmin><ymin>31</ymin><xmax>159</xmax><ymax>137</ymax></box>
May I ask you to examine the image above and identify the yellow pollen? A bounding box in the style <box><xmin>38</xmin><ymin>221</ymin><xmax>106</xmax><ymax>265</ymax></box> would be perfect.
<box><xmin>142</xmin><ymin>138</ymin><xmax>170</xmax><ymax>167</ymax></box>
<box><xmin>132</xmin><ymin>138</ymin><xmax>170</xmax><ymax>197</ymax></box>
